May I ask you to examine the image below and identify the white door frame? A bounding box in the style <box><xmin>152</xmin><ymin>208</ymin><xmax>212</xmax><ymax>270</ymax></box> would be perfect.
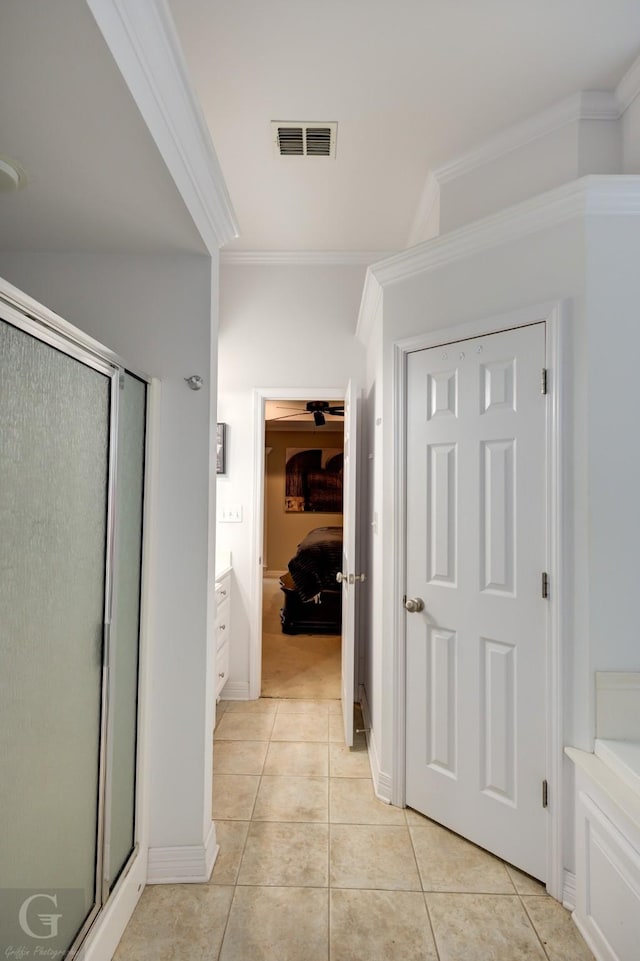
<box><xmin>392</xmin><ymin>300</ymin><xmax>568</xmax><ymax>901</ymax></box>
<box><xmin>249</xmin><ymin>386</ymin><xmax>348</xmax><ymax>700</ymax></box>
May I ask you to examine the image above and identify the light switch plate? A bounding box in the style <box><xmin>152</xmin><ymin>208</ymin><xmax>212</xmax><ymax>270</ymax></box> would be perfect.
<box><xmin>219</xmin><ymin>505</ymin><xmax>243</xmax><ymax>523</ymax></box>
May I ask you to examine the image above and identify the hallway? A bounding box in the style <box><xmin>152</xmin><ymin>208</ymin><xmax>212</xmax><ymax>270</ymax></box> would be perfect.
<box><xmin>114</xmin><ymin>697</ymin><xmax>594</xmax><ymax>961</ymax></box>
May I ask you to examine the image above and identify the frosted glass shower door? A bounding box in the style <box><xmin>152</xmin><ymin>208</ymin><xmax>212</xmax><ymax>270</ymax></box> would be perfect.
<box><xmin>0</xmin><ymin>317</ymin><xmax>111</xmax><ymax>954</ymax></box>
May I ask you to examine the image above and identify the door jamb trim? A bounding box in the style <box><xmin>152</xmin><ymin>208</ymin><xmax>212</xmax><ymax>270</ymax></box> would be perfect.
<box><xmin>392</xmin><ymin>300</ymin><xmax>567</xmax><ymax>900</ymax></box>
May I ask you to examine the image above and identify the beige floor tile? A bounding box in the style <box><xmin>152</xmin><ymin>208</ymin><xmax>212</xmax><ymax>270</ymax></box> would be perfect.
<box><xmin>329</xmin><ymin>715</ymin><xmax>345</xmax><ymax>742</ymax></box>
<box><xmin>523</xmin><ymin>896</ymin><xmax>595</xmax><ymax>961</ymax></box>
<box><xmin>278</xmin><ymin>698</ymin><xmax>331</xmax><ymax>715</ymax></box>
<box><xmin>328</xmin><ymin>699</ymin><xmax>342</xmax><ymax>714</ymax></box>
<box><xmin>264</xmin><ymin>740</ymin><xmax>329</xmax><ymax>776</ymax></box>
<box><xmin>426</xmin><ymin>893</ymin><xmax>546</xmax><ymax>961</ymax></box>
<box><xmin>237</xmin><ymin>821</ymin><xmax>329</xmax><ymax>887</ymax></box>
<box><xmin>212</xmin><ymin>774</ymin><xmax>260</xmax><ymax>820</ymax></box>
<box><xmin>209</xmin><ymin>820</ymin><xmax>250</xmax><ymax>885</ymax></box>
<box><xmin>253</xmin><ymin>775</ymin><xmax>328</xmax><ymax>822</ymax></box>
<box><xmin>215</xmin><ymin>712</ymin><xmax>275</xmax><ymax>741</ymax></box>
<box><xmin>261</xmin><ymin>579</ymin><xmax>341</xmax><ymax>700</ymax></box>
<box><xmin>330</xmin><ymin>824</ymin><xmax>421</xmax><ymax>891</ymax></box>
<box><xmin>405</xmin><ymin>806</ymin><xmax>431</xmax><ymax>826</ymax></box>
<box><xmin>113</xmin><ymin>884</ymin><xmax>234</xmax><ymax>961</ymax></box>
<box><xmin>217</xmin><ymin>700</ymin><xmax>233</xmax><ymax>715</ymax></box>
<box><xmin>213</xmin><ymin>740</ymin><xmax>268</xmax><ymax>775</ymax></box>
<box><xmin>329</xmin><ymin>738</ymin><xmax>370</xmax><ymax>777</ymax></box>
<box><xmin>225</xmin><ymin>698</ymin><xmax>280</xmax><ymax>714</ymax></box>
<box><xmin>271</xmin><ymin>713</ymin><xmax>329</xmax><ymax>742</ymax></box>
<box><xmin>219</xmin><ymin>886</ymin><xmax>329</xmax><ymax>961</ymax></box>
<box><xmin>330</xmin><ymin>889</ymin><xmax>438</xmax><ymax>961</ymax></box>
<box><xmin>410</xmin><ymin>821</ymin><xmax>515</xmax><ymax>893</ymax></box>
<box><xmin>506</xmin><ymin>864</ymin><xmax>547</xmax><ymax>896</ymax></box>
<box><xmin>330</xmin><ymin>777</ymin><xmax>406</xmax><ymax>825</ymax></box>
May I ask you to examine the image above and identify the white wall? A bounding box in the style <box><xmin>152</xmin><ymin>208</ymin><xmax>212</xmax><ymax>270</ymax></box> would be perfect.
<box><xmin>438</xmin><ymin>118</ymin><xmax>621</xmax><ymax>234</ymax></box>
<box><xmin>622</xmin><ymin>95</ymin><xmax>640</xmax><ymax>172</ymax></box>
<box><xmin>0</xmin><ymin>252</ymin><xmax>217</xmax><ymax>857</ymax></box>
<box><xmin>217</xmin><ymin>263</ymin><xmax>366</xmax><ymax>695</ymax></box>
<box><xmin>585</xmin><ymin>216</ymin><xmax>640</xmax><ymax>671</ymax></box>
<box><xmin>361</xmin><ymin>201</ymin><xmax>640</xmax><ymax>878</ymax></box>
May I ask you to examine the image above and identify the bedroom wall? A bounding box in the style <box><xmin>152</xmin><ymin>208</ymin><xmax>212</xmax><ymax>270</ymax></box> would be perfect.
<box><xmin>0</xmin><ymin>251</ymin><xmax>218</xmax><ymax>861</ymax></box>
<box><xmin>264</xmin><ymin>427</ymin><xmax>344</xmax><ymax>572</ymax></box>
<box><xmin>217</xmin><ymin>263</ymin><xmax>366</xmax><ymax>696</ymax></box>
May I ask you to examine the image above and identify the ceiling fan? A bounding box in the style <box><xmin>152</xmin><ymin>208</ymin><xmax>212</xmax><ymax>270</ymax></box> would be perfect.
<box><xmin>272</xmin><ymin>400</ymin><xmax>345</xmax><ymax>426</ymax></box>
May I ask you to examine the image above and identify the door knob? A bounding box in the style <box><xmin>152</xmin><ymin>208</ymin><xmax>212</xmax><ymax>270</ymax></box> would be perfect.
<box><xmin>336</xmin><ymin>572</ymin><xmax>347</xmax><ymax>583</ymax></box>
<box><xmin>404</xmin><ymin>597</ymin><xmax>424</xmax><ymax>613</ymax></box>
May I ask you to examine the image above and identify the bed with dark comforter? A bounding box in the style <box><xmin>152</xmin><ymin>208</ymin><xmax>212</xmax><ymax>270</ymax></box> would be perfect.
<box><xmin>280</xmin><ymin>526</ymin><xmax>343</xmax><ymax>634</ymax></box>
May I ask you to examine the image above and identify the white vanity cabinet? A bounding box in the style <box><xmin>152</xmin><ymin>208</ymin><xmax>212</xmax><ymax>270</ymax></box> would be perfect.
<box><xmin>214</xmin><ymin>569</ymin><xmax>231</xmax><ymax>699</ymax></box>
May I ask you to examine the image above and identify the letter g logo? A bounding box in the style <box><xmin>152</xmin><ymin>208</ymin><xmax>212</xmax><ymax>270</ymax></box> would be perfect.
<box><xmin>18</xmin><ymin>894</ymin><xmax>62</xmax><ymax>940</ymax></box>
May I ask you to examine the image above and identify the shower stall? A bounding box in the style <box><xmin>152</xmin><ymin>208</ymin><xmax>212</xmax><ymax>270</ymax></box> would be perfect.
<box><xmin>0</xmin><ymin>286</ymin><xmax>149</xmax><ymax>958</ymax></box>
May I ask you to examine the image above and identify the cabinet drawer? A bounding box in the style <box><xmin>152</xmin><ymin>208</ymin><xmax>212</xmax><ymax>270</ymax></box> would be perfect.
<box><xmin>215</xmin><ymin>576</ymin><xmax>230</xmax><ymax>606</ymax></box>
<box><xmin>216</xmin><ymin>641</ymin><xmax>229</xmax><ymax>696</ymax></box>
<box><xmin>215</xmin><ymin>599</ymin><xmax>230</xmax><ymax>650</ymax></box>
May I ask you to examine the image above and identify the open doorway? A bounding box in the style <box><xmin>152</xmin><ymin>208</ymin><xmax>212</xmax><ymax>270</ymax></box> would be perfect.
<box><xmin>261</xmin><ymin>398</ymin><xmax>345</xmax><ymax>698</ymax></box>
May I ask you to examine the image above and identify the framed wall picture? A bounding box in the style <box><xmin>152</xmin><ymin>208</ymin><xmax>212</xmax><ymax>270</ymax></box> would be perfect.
<box><xmin>285</xmin><ymin>447</ymin><xmax>343</xmax><ymax>512</ymax></box>
<box><xmin>216</xmin><ymin>423</ymin><xmax>226</xmax><ymax>474</ymax></box>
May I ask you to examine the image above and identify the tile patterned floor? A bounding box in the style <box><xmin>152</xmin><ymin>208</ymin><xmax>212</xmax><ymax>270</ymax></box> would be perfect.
<box><xmin>261</xmin><ymin>578</ymin><xmax>341</xmax><ymax>698</ymax></box>
<box><xmin>114</xmin><ymin>698</ymin><xmax>594</xmax><ymax>961</ymax></box>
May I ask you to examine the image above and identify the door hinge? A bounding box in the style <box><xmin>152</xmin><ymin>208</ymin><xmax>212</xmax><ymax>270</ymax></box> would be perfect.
<box><xmin>541</xmin><ymin>572</ymin><xmax>549</xmax><ymax>599</ymax></box>
<box><xmin>542</xmin><ymin>779</ymin><xmax>549</xmax><ymax>808</ymax></box>
<box><xmin>102</xmin><ymin>621</ymin><xmax>111</xmax><ymax>668</ymax></box>
<box><xmin>541</xmin><ymin>368</ymin><xmax>548</xmax><ymax>395</ymax></box>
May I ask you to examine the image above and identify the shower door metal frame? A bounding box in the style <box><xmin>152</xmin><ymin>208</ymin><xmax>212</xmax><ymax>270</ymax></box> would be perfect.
<box><xmin>0</xmin><ymin>281</ymin><xmax>150</xmax><ymax>958</ymax></box>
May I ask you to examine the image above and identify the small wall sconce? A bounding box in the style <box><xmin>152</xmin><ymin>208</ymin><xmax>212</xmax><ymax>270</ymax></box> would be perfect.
<box><xmin>185</xmin><ymin>375</ymin><xmax>204</xmax><ymax>391</ymax></box>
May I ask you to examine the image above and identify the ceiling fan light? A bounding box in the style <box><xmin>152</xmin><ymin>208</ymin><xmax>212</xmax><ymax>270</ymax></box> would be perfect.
<box><xmin>313</xmin><ymin>410</ymin><xmax>326</xmax><ymax>426</ymax></box>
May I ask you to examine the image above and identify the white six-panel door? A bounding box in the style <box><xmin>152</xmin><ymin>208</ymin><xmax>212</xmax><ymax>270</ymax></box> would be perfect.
<box><xmin>405</xmin><ymin>323</ymin><xmax>548</xmax><ymax>880</ymax></box>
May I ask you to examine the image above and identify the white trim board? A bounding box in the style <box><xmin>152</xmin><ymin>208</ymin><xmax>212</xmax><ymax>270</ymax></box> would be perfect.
<box><xmin>147</xmin><ymin>821</ymin><xmax>218</xmax><ymax>884</ymax></box>
<box><xmin>87</xmin><ymin>0</ymin><xmax>238</xmax><ymax>252</ymax></box>
<box><xmin>221</xmin><ymin>250</ymin><xmax>394</xmax><ymax>266</ymax></box>
<box><xmin>434</xmin><ymin>91</ymin><xmax>619</xmax><ymax>187</ymax></box>
<box><xmin>356</xmin><ymin>175</ymin><xmax>640</xmax><ymax>342</ymax></box>
<box><xmin>392</xmin><ymin>301</ymin><xmax>568</xmax><ymax>902</ymax></box>
<box><xmin>359</xmin><ymin>685</ymin><xmax>392</xmax><ymax>804</ymax></box>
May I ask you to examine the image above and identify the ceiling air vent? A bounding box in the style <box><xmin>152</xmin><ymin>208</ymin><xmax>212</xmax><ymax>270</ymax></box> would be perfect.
<box><xmin>272</xmin><ymin>122</ymin><xmax>337</xmax><ymax>158</ymax></box>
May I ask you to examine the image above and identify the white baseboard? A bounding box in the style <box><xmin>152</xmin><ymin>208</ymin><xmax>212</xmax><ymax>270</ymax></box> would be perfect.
<box><xmin>221</xmin><ymin>680</ymin><xmax>250</xmax><ymax>700</ymax></box>
<box><xmin>563</xmin><ymin>869</ymin><xmax>576</xmax><ymax>911</ymax></box>
<box><xmin>359</xmin><ymin>684</ymin><xmax>392</xmax><ymax>804</ymax></box>
<box><xmin>147</xmin><ymin>821</ymin><xmax>218</xmax><ymax>884</ymax></box>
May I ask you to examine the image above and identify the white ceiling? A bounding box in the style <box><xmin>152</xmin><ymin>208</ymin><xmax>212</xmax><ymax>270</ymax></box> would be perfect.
<box><xmin>0</xmin><ymin>0</ymin><xmax>205</xmax><ymax>254</ymax></box>
<box><xmin>169</xmin><ymin>0</ymin><xmax>640</xmax><ymax>253</ymax></box>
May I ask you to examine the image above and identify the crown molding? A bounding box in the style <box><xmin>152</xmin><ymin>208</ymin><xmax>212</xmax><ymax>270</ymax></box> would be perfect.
<box><xmin>616</xmin><ymin>51</ymin><xmax>640</xmax><ymax>112</ymax></box>
<box><xmin>220</xmin><ymin>250</ymin><xmax>394</xmax><ymax>266</ymax></box>
<box><xmin>87</xmin><ymin>0</ymin><xmax>238</xmax><ymax>253</ymax></box>
<box><xmin>434</xmin><ymin>91</ymin><xmax>620</xmax><ymax>187</ymax></box>
<box><xmin>368</xmin><ymin>176</ymin><xmax>640</xmax><ymax>291</ymax></box>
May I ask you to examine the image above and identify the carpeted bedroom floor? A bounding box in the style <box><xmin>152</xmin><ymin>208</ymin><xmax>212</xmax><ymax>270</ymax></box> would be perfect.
<box><xmin>261</xmin><ymin>577</ymin><xmax>341</xmax><ymax>699</ymax></box>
